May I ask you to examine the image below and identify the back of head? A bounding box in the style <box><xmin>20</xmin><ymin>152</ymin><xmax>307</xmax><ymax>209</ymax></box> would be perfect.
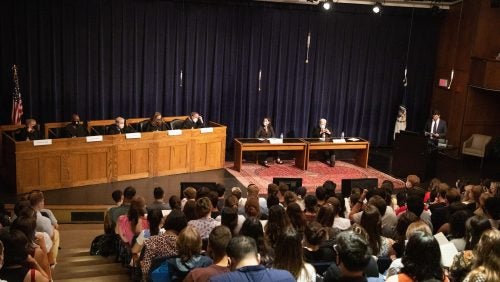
<box><xmin>368</xmin><ymin>195</ymin><xmax>387</xmax><ymax>216</ymax></box>
<box><xmin>197</xmin><ymin>187</ymin><xmax>211</xmax><ymax>200</ymax></box>
<box><xmin>164</xmin><ymin>210</ymin><xmax>188</xmax><ymax>233</ymax></box>
<box><xmin>284</xmin><ymin>191</ymin><xmax>297</xmax><ymax>206</ymax></box>
<box><xmin>183</xmin><ymin>187</ymin><xmax>197</xmax><ymax>200</ymax></box>
<box><xmin>360</xmin><ymin>204</ymin><xmax>382</xmax><ymax>255</ymax></box>
<box><xmin>14</xmin><ymin>200</ymin><xmax>32</xmax><ymax>217</ymax></box>
<box><xmin>396</xmin><ymin>211</ymin><xmax>420</xmax><ymax>239</ymax></box>
<box><xmin>305</xmin><ymin>221</ymin><xmax>327</xmax><ymax>246</ymax></box>
<box><xmin>449</xmin><ymin>209</ymin><xmax>471</xmax><ymax>238</ymax></box>
<box><xmin>472</xmin><ymin>229</ymin><xmax>500</xmax><ymax>279</ymax></box>
<box><xmin>112</xmin><ymin>189</ymin><xmax>123</xmax><ymax>203</ymax></box>
<box><xmin>239</xmin><ymin>217</ymin><xmax>264</xmax><ymax>243</ymax></box>
<box><xmin>247</xmin><ymin>184</ymin><xmax>259</xmax><ymax>197</ymax></box>
<box><xmin>195</xmin><ymin>197</ymin><xmax>212</xmax><ymax>218</ymax></box>
<box><xmin>216</xmin><ymin>183</ymin><xmax>226</xmax><ymax>197</ymax></box>
<box><xmin>128</xmin><ymin>196</ymin><xmax>146</xmax><ymax>221</ymax></box>
<box><xmin>317</xmin><ymin>203</ymin><xmax>335</xmax><ymax>227</ymax></box>
<box><xmin>278</xmin><ymin>184</ymin><xmax>289</xmax><ymax>196</ymax></box>
<box><xmin>227</xmin><ymin>235</ymin><xmax>258</xmax><ymax>261</ymax></box>
<box><xmin>267</xmin><ymin>183</ymin><xmax>279</xmax><ymax>197</ymax></box>
<box><xmin>29</xmin><ymin>191</ymin><xmax>44</xmax><ymax>208</ymax></box>
<box><xmin>221</xmin><ymin>206</ymin><xmax>238</xmax><ymax>234</ymax></box>
<box><xmin>153</xmin><ymin>187</ymin><xmax>164</xmax><ymax>200</ymax></box>
<box><xmin>405</xmin><ymin>220</ymin><xmax>432</xmax><ymax>239</ymax></box>
<box><xmin>286</xmin><ymin>202</ymin><xmax>305</xmax><ymax>231</ymax></box>
<box><xmin>484</xmin><ymin>196</ymin><xmax>500</xmax><ymax>220</ymax></box>
<box><xmin>336</xmin><ymin>230</ymin><xmax>371</xmax><ymax>272</ymax></box>
<box><xmin>465</xmin><ymin>215</ymin><xmax>492</xmax><ymax>250</ymax></box>
<box><xmin>123</xmin><ymin>186</ymin><xmax>136</xmax><ymax>201</ymax></box>
<box><xmin>231</xmin><ymin>187</ymin><xmax>242</xmax><ymax>200</ymax></box>
<box><xmin>208</xmin><ymin>190</ymin><xmax>219</xmax><ymax>210</ymax></box>
<box><xmin>406</xmin><ymin>175</ymin><xmax>421</xmax><ymax>188</ymax></box>
<box><xmin>169</xmin><ymin>195</ymin><xmax>181</xmax><ymax>210</ymax></box>
<box><xmin>323</xmin><ymin>180</ymin><xmax>337</xmax><ymax>198</ymax></box>
<box><xmin>304</xmin><ymin>195</ymin><xmax>318</xmax><ymax>212</ymax></box>
<box><xmin>177</xmin><ymin>226</ymin><xmax>202</xmax><ymax>262</ymax></box>
<box><xmin>296</xmin><ymin>186</ymin><xmax>307</xmax><ymax>199</ymax></box>
<box><xmin>266</xmin><ymin>194</ymin><xmax>280</xmax><ymax>209</ymax></box>
<box><xmin>183</xmin><ymin>200</ymin><xmax>197</xmax><ymax>221</ymax></box>
<box><xmin>208</xmin><ymin>226</ymin><xmax>232</xmax><ymax>261</ymax></box>
<box><xmin>224</xmin><ymin>195</ymin><xmax>238</xmax><ymax>209</ymax></box>
<box><xmin>244</xmin><ymin>197</ymin><xmax>260</xmax><ymax>217</ymax></box>
<box><xmin>446</xmin><ymin>188</ymin><xmax>461</xmax><ymax>204</ymax></box>
<box><xmin>406</xmin><ymin>195</ymin><xmax>424</xmax><ymax>217</ymax></box>
<box><xmin>147</xmin><ymin>208</ymin><xmax>163</xmax><ymax>236</ymax></box>
<box><xmin>273</xmin><ymin>228</ymin><xmax>304</xmax><ymax>279</ymax></box>
<box><xmin>402</xmin><ymin>231</ymin><xmax>443</xmax><ymax>281</ymax></box>
<box><xmin>316</xmin><ymin>186</ymin><xmax>327</xmax><ymax>201</ymax></box>
<box><xmin>11</xmin><ymin>216</ymin><xmax>37</xmax><ymax>242</ymax></box>
<box><xmin>0</xmin><ymin>229</ymin><xmax>29</xmax><ymax>266</ymax></box>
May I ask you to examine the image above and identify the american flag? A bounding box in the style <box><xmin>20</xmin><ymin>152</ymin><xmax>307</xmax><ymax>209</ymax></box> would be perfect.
<box><xmin>11</xmin><ymin>65</ymin><xmax>23</xmax><ymax>125</ymax></box>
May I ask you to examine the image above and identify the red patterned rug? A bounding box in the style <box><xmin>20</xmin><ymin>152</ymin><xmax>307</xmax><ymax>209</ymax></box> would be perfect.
<box><xmin>225</xmin><ymin>160</ymin><xmax>405</xmax><ymax>194</ymax></box>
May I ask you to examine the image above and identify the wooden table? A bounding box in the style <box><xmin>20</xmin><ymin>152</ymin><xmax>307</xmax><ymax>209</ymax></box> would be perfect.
<box><xmin>233</xmin><ymin>138</ymin><xmax>308</xmax><ymax>172</ymax></box>
<box><xmin>302</xmin><ymin>137</ymin><xmax>370</xmax><ymax>169</ymax></box>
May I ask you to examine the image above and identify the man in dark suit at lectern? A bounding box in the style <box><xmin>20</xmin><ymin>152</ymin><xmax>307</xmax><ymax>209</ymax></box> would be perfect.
<box><xmin>425</xmin><ymin>110</ymin><xmax>447</xmax><ymax>143</ymax></box>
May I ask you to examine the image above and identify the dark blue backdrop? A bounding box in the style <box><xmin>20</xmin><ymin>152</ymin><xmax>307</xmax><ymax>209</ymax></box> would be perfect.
<box><xmin>0</xmin><ymin>0</ymin><xmax>441</xmax><ymax>146</ymax></box>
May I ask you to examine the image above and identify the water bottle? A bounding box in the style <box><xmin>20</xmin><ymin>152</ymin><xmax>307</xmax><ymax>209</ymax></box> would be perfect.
<box><xmin>341</xmin><ymin>131</ymin><xmax>345</xmax><ymax>139</ymax></box>
<box><xmin>280</xmin><ymin>133</ymin><xmax>284</xmax><ymax>139</ymax></box>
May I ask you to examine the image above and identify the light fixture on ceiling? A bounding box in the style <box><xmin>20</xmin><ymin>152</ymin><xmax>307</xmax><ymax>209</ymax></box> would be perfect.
<box><xmin>322</xmin><ymin>0</ymin><xmax>332</xmax><ymax>10</ymax></box>
<box><xmin>372</xmin><ymin>2</ymin><xmax>382</xmax><ymax>13</ymax></box>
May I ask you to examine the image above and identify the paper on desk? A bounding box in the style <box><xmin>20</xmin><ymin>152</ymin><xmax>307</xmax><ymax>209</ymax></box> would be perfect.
<box><xmin>332</xmin><ymin>139</ymin><xmax>346</xmax><ymax>143</ymax></box>
<box><xmin>268</xmin><ymin>138</ymin><xmax>283</xmax><ymax>144</ymax></box>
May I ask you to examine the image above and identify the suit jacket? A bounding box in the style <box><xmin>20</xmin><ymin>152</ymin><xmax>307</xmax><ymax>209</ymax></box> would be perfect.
<box><xmin>15</xmin><ymin>127</ymin><xmax>42</xmax><ymax>141</ymax></box>
<box><xmin>311</xmin><ymin>126</ymin><xmax>333</xmax><ymax>138</ymax></box>
<box><xmin>182</xmin><ymin>118</ymin><xmax>204</xmax><ymax>129</ymax></box>
<box><xmin>255</xmin><ymin>126</ymin><xmax>275</xmax><ymax>138</ymax></box>
<box><xmin>143</xmin><ymin>121</ymin><xmax>167</xmax><ymax>132</ymax></box>
<box><xmin>425</xmin><ymin>119</ymin><xmax>447</xmax><ymax>138</ymax></box>
<box><xmin>64</xmin><ymin>123</ymin><xmax>88</xmax><ymax>138</ymax></box>
<box><xmin>107</xmin><ymin>125</ymin><xmax>136</xmax><ymax>135</ymax></box>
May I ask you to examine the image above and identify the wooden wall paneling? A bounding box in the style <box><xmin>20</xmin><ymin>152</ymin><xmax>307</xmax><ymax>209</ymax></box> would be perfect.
<box><xmin>38</xmin><ymin>154</ymin><xmax>62</xmax><ymax>189</ymax></box>
<box><xmin>114</xmin><ymin>133</ymin><xmax>153</xmax><ymax>181</ymax></box>
<box><xmin>472</xmin><ymin>1</ymin><xmax>500</xmax><ymax>58</ymax></box>
<box><xmin>156</xmin><ymin>132</ymin><xmax>191</xmax><ymax>176</ymax></box>
<box><xmin>16</xmin><ymin>157</ymin><xmax>40</xmax><ymax>193</ymax></box>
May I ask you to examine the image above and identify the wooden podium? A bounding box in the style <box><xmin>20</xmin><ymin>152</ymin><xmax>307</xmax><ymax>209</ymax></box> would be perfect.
<box><xmin>392</xmin><ymin>132</ymin><xmax>435</xmax><ymax>181</ymax></box>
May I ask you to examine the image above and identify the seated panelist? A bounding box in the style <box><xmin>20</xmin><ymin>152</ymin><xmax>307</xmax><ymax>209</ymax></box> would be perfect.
<box><xmin>107</xmin><ymin>117</ymin><xmax>136</xmax><ymax>135</ymax></box>
<box><xmin>64</xmin><ymin>113</ymin><xmax>88</xmax><ymax>138</ymax></box>
<box><xmin>255</xmin><ymin>117</ymin><xmax>283</xmax><ymax>167</ymax></box>
<box><xmin>182</xmin><ymin>112</ymin><xmax>205</xmax><ymax>129</ymax></box>
<box><xmin>143</xmin><ymin>112</ymin><xmax>167</xmax><ymax>132</ymax></box>
<box><xmin>15</xmin><ymin>118</ymin><xmax>42</xmax><ymax>141</ymax></box>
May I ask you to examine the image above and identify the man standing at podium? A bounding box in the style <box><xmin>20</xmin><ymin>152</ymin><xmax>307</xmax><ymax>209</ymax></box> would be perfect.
<box><xmin>425</xmin><ymin>110</ymin><xmax>447</xmax><ymax>142</ymax></box>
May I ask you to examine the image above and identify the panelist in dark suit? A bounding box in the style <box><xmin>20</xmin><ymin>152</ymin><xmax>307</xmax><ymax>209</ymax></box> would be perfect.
<box><xmin>182</xmin><ymin>112</ymin><xmax>205</xmax><ymax>129</ymax></box>
<box><xmin>64</xmin><ymin>114</ymin><xmax>88</xmax><ymax>138</ymax></box>
<box><xmin>311</xmin><ymin>118</ymin><xmax>336</xmax><ymax>167</ymax></box>
<box><xmin>425</xmin><ymin>110</ymin><xmax>447</xmax><ymax>141</ymax></box>
<box><xmin>107</xmin><ymin>117</ymin><xmax>136</xmax><ymax>135</ymax></box>
<box><xmin>15</xmin><ymin>118</ymin><xmax>42</xmax><ymax>141</ymax></box>
<box><xmin>255</xmin><ymin>117</ymin><xmax>283</xmax><ymax>167</ymax></box>
<box><xmin>143</xmin><ymin>112</ymin><xmax>167</xmax><ymax>132</ymax></box>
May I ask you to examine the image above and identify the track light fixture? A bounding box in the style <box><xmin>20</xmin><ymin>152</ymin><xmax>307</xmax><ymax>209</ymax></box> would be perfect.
<box><xmin>372</xmin><ymin>2</ymin><xmax>382</xmax><ymax>13</ymax></box>
<box><xmin>322</xmin><ymin>0</ymin><xmax>332</xmax><ymax>10</ymax></box>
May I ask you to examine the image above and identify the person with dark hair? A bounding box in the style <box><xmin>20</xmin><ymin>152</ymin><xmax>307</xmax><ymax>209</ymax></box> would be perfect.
<box><xmin>131</xmin><ymin>208</ymin><xmax>164</xmax><ymax>261</ymax></box>
<box><xmin>116</xmin><ymin>196</ymin><xmax>149</xmax><ymax>245</ymax></box>
<box><xmin>143</xmin><ymin>112</ymin><xmax>167</xmax><ymax>132</ymax></box>
<box><xmin>387</xmin><ymin>231</ymin><xmax>446</xmax><ymax>282</ymax></box>
<box><xmin>187</xmin><ymin>197</ymin><xmax>220</xmax><ymax>240</ymax></box>
<box><xmin>323</xmin><ymin>230</ymin><xmax>372</xmax><ymax>282</ymax></box>
<box><xmin>209</xmin><ymin>190</ymin><xmax>221</xmax><ymax>219</ymax></box>
<box><xmin>185</xmin><ymin>226</ymin><xmax>232</xmax><ymax>282</ymax></box>
<box><xmin>215</xmin><ymin>183</ymin><xmax>226</xmax><ymax>212</ymax></box>
<box><xmin>323</xmin><ymin>180</ymin><xmax>337</xmax><ymax>199</ymax></box>
<box><xmin>239</xmin><ymin>217</ymin><xmax>274</xmax><ymax>267</ymax></box>
<box><xmin>264</xmin><ymin>205</ymin><xmax>291</xmax><ymax>248</ymax></box>
<box><xmin>267</xmin><ymin>183</ymin><xmax>280</xmax><ymax>197</ymax></box>
<box><xmin>169</xmin><ymin>195</ymin><xmax>182</xmax><ymax>211</ymax></box>
<box><xmin>148</xmin><ymin>187</ymin><xmax>170</xmax><ymax>213</ymax></box>
<box><xmin>111</xmin><ymin>189</ymin><xmax>123</xmax><ymax>206</ymax></box>
<box><xmin>220</xmin><ymin>207</ymin><xmax>239</xmax><ymax>236</ymax></box>
<box><xmin>304</xmin><ymin>195</ymin><xmax>318</xmax><ymax>222</ymax></box>
<box><xmin>286</xmin><ymin>203</ymin><xmax>307</xmax><ymax>236</ymax></box>
<box><xmin>278</xmin><ymin>184</ymin><xmax>289</xmax><ymax>205</ymax></box>
<box><xmin>360</xmin><ymin>204</ymin><xmax>394</xmax><ymax>257</ymax></box>
<box><xmin>327</xmin><ymin>197</ymin><xmax>351</xmax><ymax>231</ymax></box>
<box><xmin>273</xmin><ymin>228</ymin><xmax>316</xmax><ymax>281</ymax></box>
<box><xmin>430</xmin><ymin>184</ymin><xmax>450</xmax><ymax>233</ymax></box>
<box><xmin>316</xmin><ymin>186</ymin><xmax>327</xmax><ymax>206</ymax></box>
<box><xmin>266</xmin><ymin>194</ymin><xmax>280</xmax><ymax>210</ymax></box>
<box><xmin>350</xmin><ymin>193</ymin><xmax>397</xmax><ymax>238</ymax></box>
<box><xmin>303</xmin><ymin>221</ymin><xmax>335</xmax><ymax>263</ymax></box>
<box><xmin>283</xmin><ymin>191</ymin><xmax>298</xmax><ymax>208</ymax></box>
<box><xmin>183</xmin><ymin>200</ymin><xmax>198</xmax><ymax>222</ymax></box>
<box><xmin>109</xmin><ymin>186</ymin><xmax>136</xmax><ymax>229</ymax></box>
<box><xmin>463</xmin><ymin>229</ymin><xmax>500</xmax><ymax>282</ymax></box>
<box><xmin>210</xmin><ymin>236</ymin><xmax>294</xmax><ymax>282</ymax></box>
<box><xmin>244</xmin><ymin>197</ymin><xmax>261</xmax><ymax>219</ymax></box>
<box><xmin>64</xmin><ymin>113</ymin><xmax>88</xmax><ymax>137</ymax></box>
<box><xmin>255</xmin><ymin>117</ymin><xmax>283</xmax><ymax>167</ymax></box>
<box><xmin>391</xmin><ymin>211</ymin><xmax>420</xmax><ymax>258</ymax></box>
<box><xmin>295</xmin><ymin>186</ymin><xmax>307</xmax><ymax>211</ymax></box>
<box><xmin>247</xmin><ymin>184</ymin><xmax>268</xmax><ymax>216</ymax></box>
<box><xmin>425</xmin><ymin>110</ymin><xmax>447</xmax><ymax>141</ymax></box>
<box><xmin>0</xmin><ymin>230</ymin><xmax>49</xmax><ymax>282</ymax></box>
<box><xmin>406</xmin><ymin>194</ymin><xmax>433</xmax><ymax>231</ymax></box>
<box><xmin>316</xmin><ymin>203</ymin><xmax>338</xmax><ymax>239</ymax></box>
<box><xmin>167</xmin><ymin>226</ymin><xmax>212</xmax><ymax>280</ymax></box>
<box><xmin>0</xmin><ymin>203</ymin><xmax>10</xmax><ymax>229</ymax></box>
<box><xmin>140</xmin><ymin>210</ymin><xmax>187</xmax><ymax>277</ymax></box>
<box><xmin>183</xmin><ymin>112</ymin><xmax>205</xmax><ymax>129</ymax></box>
<box><xmin>483</xmin><ymin>196</ymin><xmax>500</xmax><ymax>229</ymax></box>
<box><xmin>448</xmin><ymin>209</ymin><xmax>471</xmax><ymax>252</ymax></box>
<box><xmin>449</xmin><ymin>215</ymin><xmax>492</xmax><ymax>282</ymax></box>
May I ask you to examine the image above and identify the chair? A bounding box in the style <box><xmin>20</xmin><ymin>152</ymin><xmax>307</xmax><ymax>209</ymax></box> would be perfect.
<box><xmin>462</xmin><ymin>134</ymin><xmax>492</xmax><ymax>168</ymax></box>
<box><xmin>168</xmin><ymin>119</ymin><xmax>184</xmax><ymax>130</ymax></box>
<box><xmin>311</xmin><ymin>261</ymin><xmax>332</xmax><ymax>276</ymax></box>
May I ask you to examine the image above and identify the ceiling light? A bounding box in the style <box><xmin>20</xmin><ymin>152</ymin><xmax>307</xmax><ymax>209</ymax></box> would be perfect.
<box><xmin>323</xmin><ymin>1</ymin><xmax>332</xmax><ymax>10</ymax></box>
<box><xmin>373</xmin><ymin>2</ymin><xmax>382</xmax><ymax>13</ymax></box>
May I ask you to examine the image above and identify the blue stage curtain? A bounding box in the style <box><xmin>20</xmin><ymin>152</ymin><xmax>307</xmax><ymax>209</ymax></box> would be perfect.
<box><xmin>0</xmin><ymin>0</ymin><xmax>441</xmax><ymax>146</ymax></box>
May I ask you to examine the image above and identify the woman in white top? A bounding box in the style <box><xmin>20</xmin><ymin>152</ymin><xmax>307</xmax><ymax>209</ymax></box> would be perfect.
<box><xmin>273</xmin><ymin>228</ymin><xmax>316</xmax><ymax>282</ymax></box>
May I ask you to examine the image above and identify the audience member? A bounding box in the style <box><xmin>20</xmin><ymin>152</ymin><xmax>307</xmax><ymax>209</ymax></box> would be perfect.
<box><xmin>29</xmin><ymin>191</ymin><xmax>60</xmax><ymax>265</ymax></box>
<box><xmin>169</xmin><ymin>195</ymin><xmax>182</xmax><ymax>211</ymax></box>
<box><xmin>286</xmin><ymin>202</ymin><xmax>306</xmax><ymax>236</ymax></box>
<box><xmin>304</xmin><ymin>195</ymin><xmax>318</xmax><ymax>222</ymax></box>
<box><xmin>303</xmin><ymin>221</ymin><xmax>335</xmax><ymax>263</ymax></box>
<box><xmin>463</xmin><ymin>229</ymin><xmax>500</xmax><ymax>282</ymax></box>
<box><xmin>184</xmin><ymin>199</ymin><xmax>198</xmax><ymax>222</ymax></box>
<box><xmin>360</xmin><ymin>204</ymin><xmax>394</xmax><ymax>257</ymax></box>
<box><xmin>182</xmin><ymin>187</ymin><xmax>197</xmax><ymax>210</ymax></box>
<box><xmin>116</xmin><ymin>196</ymin><xmax>149</xmax><ymax>244</ymax></box>
<box><xmin>273</xmin><ymin>228</ymin><xmax>316</xmax><ymax>281</ymax></box>
<box><xmin>247</xmin><ymin>184</ymin><xmax>268</xmax><ymax>216</ymax></box>
<box><xmin>316</xmin><ymin>186</ymin><xmax>327</xmax><ymax>206</ymax></box>
<box><xmin>265</xmin><ymin>205</ymin><xmax>291</xmax><ymax>248</ymax></box>
<box><xmin>239</xmin><ymin>217</ymin><xmax>274</xmax><ymax>267</ymax></box>
<box><xmin>108</xmin><ymin>186</ymin><xmax>136</xmax><ymax>230</ymax></box>
<box><xmin>295</xmin><ymin>186</ymin><xmax>307</xmax><ymax>211</ymax></box>
<box><xmin>187</xmin><ymin>197</ymin><xmax>220</xmax><ymax>240</ymax></box>
<box><xmin>147</xmin><ymin>187</ymin><xmax>170</xmax><ymax>213</ymax></box>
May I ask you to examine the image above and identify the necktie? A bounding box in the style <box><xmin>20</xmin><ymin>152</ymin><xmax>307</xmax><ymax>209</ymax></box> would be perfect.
<box><xmin>433</xmin><ymin>121</ymin><xmax>437</xmax><ymax>134</ymax></box>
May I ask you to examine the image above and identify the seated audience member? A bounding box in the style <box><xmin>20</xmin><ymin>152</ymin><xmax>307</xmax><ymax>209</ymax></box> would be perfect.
<box><xmin>448</xmin><ymin>209</ymin><xmax>471</xmax><ymax>252</ymax></box>
<box><xmin>387</xmin><ymin>231</ymin><xmax>447</xmax><ymax>282</ymax></box>
<box><xmin>483</xmin><ymin>196</ymin><xmax>500</xmax><ymax>229</ymax></box>
<box><xmin>169</xmin><ymin>195</ymin><xmax>182</xmax><ymax>211</ymax></box>
<box><xmin>450</xmin><ymin>215</ymin><xmax>492</xmax><ymax>282</ymax></box>
<box><xmin>386</xmin><ymin>220</ymin><xmax>432</xmax><ymax>277</ymax></box>
<box><xmin>303</xmin><ymin>221</ymin><xmax>335</xmax><ymax>263</ymax></box>
<box><xmin>15</xmin><ymin>118</ymin><xmax>41</xmax><ymax>141</ymax></box>
<box><xmin>247</xmin><ymin>184</ymin><xmax>268</xmax><ymax>216</ymax></box>
<box><xmin>183</xmin><ymin>112</ymin><xmax>205</xmax><ymax>129</ymax></box>
<box><xmin>107</xmin><ymin>116</ymin><xmax>135</xmax><ymax>134</ymax></box>
<box><xmin>0</xmin><ymin>230</ymin><xmax>49</xmax><ymax>282</ymax></box>
<box><xmin>426</xmin><ymin>177</ymin><xmax>441</xmax><ymax>203</ymax></box>
<box><xmin>29</xmin><ymin>191</ymin><xmax>60</xmax><ymax>265</ymax></box>
<box><xmin>391</xmin><ymin>212</ymin><xmax>420</xmax><ymax>259</ymax></box>
<box><xmin>116</xmin><ymin>196</ymin><xmax>149</xmax><ymax>245</ymax></box>
<box><xmin>322</xmin><ymin>230</ymin><xmax>374</xmax><ymax>282</ymax></box>
<box><xmin>278</xmin><ymin>184</ymin><xmax>289</xmax><ymax>205</ymax></box>
<box><xmin>231</xmin><ymin>187</ymin><xmax>246</xmax><ymax>215</ymax></box>
<box><xmin>406</xmin><ymin>194</ymin><xmax>433</xmax><ymax>232</ymax></box>
<box><xmin>108</xmin><ymin>186</ymin><xmax>136</xmax><ymax>230</ymax></box>
<box><xmin>360</xmin><ymin>204</ymin><xmax>395</xmax><ymax>258</ymax></box>
<box><xmin>295</xmin><ymin>186</ymin><xmax>307</xmax><ymax>211</ymax></box>
<box><xmin>181</xmin><ymin>187</ymin><xmax>197</xmax><ymax>210</ymax></box>
<box><xmin>463</xmin><ymin>185</ymin><xmax>483</xmax><ymax>214</ymax></box>
<box><xmin>143</xmin><ymin>112</ymin><xmax>167</xmax><ymax>132</ymax></box>
<box><xmin>328</xmin><ymin>196</ymin><xmax>351</xmax><ymax>231</ymax></box>
<box><xmin>244</xmin><ymin>197</ymin><xmax>261</xmax><ymax>219</ymax></box>
<box><xmin>187</xmin><ymin>197</ymin><xmax>220</xmax><ymax>240</ymax></box>
<box><xmin>316</xmin><ymin>203</ymin><xmax>339</xmax><ymax>240</ymax></box>
<box><xmin>215</xmin><ymin>183</ymin><xmax>226</xmax><ymax>211</ymax></box>
<box><xmin>286</xmin><ymin>203</ymin><xmax>307</xmax><ymax>236</ymax></box>
<box><xmin>323</xmin><ymin>180</ymin><xmax>337</xmax><ymax>200</ymax></box>
<box><xmin>266</xmin><ymin>194</ymin><xmax>280</xmax><ymax>210</ymax></box>
<box><xmin>463</xmin><ymin>229</ymin><xmax>500</xmax><ymax>282</ymax></box>
<box><xmin>267</xmin><ymin>183</ymin><xmax>280</xmax><ymax>198</ymax></box>
<box><xmin>208</xmin><ymin>191</ymin><xmax>221</xmax><ymax>219</ymax></box>
<box><xmin>430</xmin><ymin>184</ymin><xmax>450</xmax><ymax>233</ymax></box>
<box><xmin>474</xmin><ymin>192</ymin><xmax>492</xmax><ymax>217</ymax></box>
<box><xmin>239</xmin><ymin>217</ymin><xmax>274</xmax><ymax>267</ymax></box>
<box><xmin>131</xmin><ymin>208</ymin><xmax>164</xmax><ymax>260</ymax></box>
<box><xmin>349</xmin><ymin>191</ymin><xmax>397</xmax><ymax>236</ymax></box>
<box><xmin>216</xmin><ymin>195</ymin><xmax>246</xmax><ymax>235</ymax></box>
<box><xmin>185</xmin><ymin>226</ymin><xmax>232</xmax><ymax>282</ymax></box>
<box><xmin>167</xmin><ymin>226</ymin><xmax>212</xmax><ymax>281</ymax></box>
<box><xmin>140</xmin><ymin>210</ymin><xmax>187</xmax><ymax>277</ymax></box>
<box><xmin>64</xmin><ymin>113</ymin><xmax>88</xmax><ymax>138</ymax></box>
<box><xmin>147</xmin><ymin>187</ymin><xmax>170</xmax><ymax>213</ymax></box>
<box><xmin>283</xmin><ymin>191</ymin><xmax>298</xmax><ymax>208</ymax></box>
<box><xmin>316</xmin><ymin>186</ymin><xmax>327</xmax><ymax>207</ymax></box>
<box><xmin>183</xmin><ymin>199</ymin><xmax>198</xmax><ymax>222</ymax></box>
<box><xmin>265</xmin><ymin>205</ymin><xmax>291</xmax><ymax>248</ymax></box>
<box><xmin>304</xmin><ymin>195</ymin><xmax>318</xmax><ymax>222</ymax></box>
<box><xmin>196</xmin><ymin>187</ymin><xmax>211</xmax><ymax>200</ymax></box>
<box><xmin>405</xmin><ymin>174</ymin><xmax>421</xmax><ymax>190</ymax></box>
<box><xmin>0</xmin><ymin>203</ymin><xmax>11</xmax><ymax>229</ymax></box>
<box><xmin>273</xmin><ymin>228</ymin><xmax>316</xmax><ymax>281</ymax></box>
<box><xmin>210</xmin><ymin>236</ymin><xmax>295</xmax><ymax>282</ymax></box>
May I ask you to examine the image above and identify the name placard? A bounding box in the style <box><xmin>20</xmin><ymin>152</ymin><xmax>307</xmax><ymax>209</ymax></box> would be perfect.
<box><xmin>167</xmin><ymin>130</ymin><xmax>182</xmax><ymax>136</ymax></box>
<box><xmin>125</xmin><ymin>132</ymin><xmax>142</xmax><ymax>139</ymax></box>
<box><xmin>86</xmin><ymin>135</ymin><xmax>103</xmax><ymax>142</ymax></box>
<box><xmin>268</xmin><ymin>138</ymin><xmax>283</xmax><ymax>144</ymax></box>
<box><xmin>200</xmin><ymin>127</ymin><xmax>214</xmax><ymax>134</ymax></box>
<box><xmin>332</xmin><ymin>139</ymin><xmax>346</xmax><ymax>143</ymax></box>
<box><xmin>33</xmin><ymin>139</ymin><xmax>53</xmax><ymax>146</ymax></box>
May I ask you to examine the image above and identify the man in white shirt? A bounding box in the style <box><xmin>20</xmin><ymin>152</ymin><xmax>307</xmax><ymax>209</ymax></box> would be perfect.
<box><xmin>425</xmin><ymin>110</ymin><xmax>447</xmax><ymax>141</ymax></box>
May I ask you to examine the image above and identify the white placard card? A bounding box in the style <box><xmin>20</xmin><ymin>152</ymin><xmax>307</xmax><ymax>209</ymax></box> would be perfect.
<box><xmin>125</xmin><ymin>132</ymin><xmax>142</xmax><ymax>139</ymax></box>
<box><xmin>86</xmin><ymin>135</ymin><xmax>103</xmax><ymax>142</ymax></box>
<box><xmin>268</xmin><ymin>138</ymin><xmax>283</xmax><ymax>144</ymax></box>
<box><xmin>332</xmin><ymin>139</ymin><xmax>346</xmax><ymax>143</ymax></box>
<box><xmin>167</xmin><ymin>130</ymin><xmax>182</xmax><ymax>136</ymax></box>
<box><xmin>200</xmin><ymin>127</ymin><xmax>214</xmax><ymax>134</ymax></box>
<box><xmin>33</xmin><ymin>139</ymin><xmax>53</xmax><ymax>146</ymax></box>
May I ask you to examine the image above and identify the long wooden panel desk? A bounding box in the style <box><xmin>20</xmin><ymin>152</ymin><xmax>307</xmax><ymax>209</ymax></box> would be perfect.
<box><xmin>233</xmin><ymin>138</ymin><xmax>308</xmax><ymax>172</ymax></box>
<box><xmin>3</xmin><ymin>122</ymin><xmax>226</xmax><ymax>194</ymax></box>
<box><xmin>233</xmin><ymin>137</ymin><xmax>369</xmax><ymax>172</ymax></box>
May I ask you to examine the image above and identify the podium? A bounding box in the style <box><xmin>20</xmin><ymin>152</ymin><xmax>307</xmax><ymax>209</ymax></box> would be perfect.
<box><xmin>392</xmin><ymin>132</ymin><xmax>435</xmax><ymax>181</ymax></box>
